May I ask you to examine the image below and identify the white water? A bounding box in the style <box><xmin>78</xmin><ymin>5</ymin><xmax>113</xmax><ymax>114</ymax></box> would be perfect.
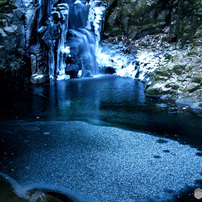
<box><xmin>34</xmin><ymin>0</ymin><xmax>159</xmax><ymax>81</ymax></box>
<box><xmin>59</xmin><ymin>0</ymin><xmax>105</xmax><ymax>78</ymax></box>
<box><xmin>56</xmin><ymin>4</ymin><xmax>70</xmax><ymax>79</ymax></box>
<box><xmin>97</xmin><ymin>43</ymin><xmax>163</xmax><ymax>82</ymax></box>
<box><xmin>35</xmin><ymin>0</ymin><xmax>105</xmax><ymax>79</ymax></box>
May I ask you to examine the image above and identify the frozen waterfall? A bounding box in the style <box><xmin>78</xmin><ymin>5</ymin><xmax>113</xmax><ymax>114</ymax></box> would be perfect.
<box><xmin>31</xmin><ymin>0</ymin><xmax>106</xmax><ymax>80</ymax></box>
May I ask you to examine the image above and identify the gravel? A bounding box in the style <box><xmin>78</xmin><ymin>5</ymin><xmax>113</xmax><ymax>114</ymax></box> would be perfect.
<box><xmin>0</xmin><ymin>120</ymin><xmax>201</xmax><ymax>201</ymax></box>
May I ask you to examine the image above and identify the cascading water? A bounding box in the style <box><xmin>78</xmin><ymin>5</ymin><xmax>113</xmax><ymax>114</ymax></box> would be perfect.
<box><xmin>30</xmin><ymin>0</ymin><xmax>106</xmax><ymax>81</ymax></box>
<box><xmin>66</xmin><ymin>0</ymin><xmax>105</xmax><ymax>78</ymax></box>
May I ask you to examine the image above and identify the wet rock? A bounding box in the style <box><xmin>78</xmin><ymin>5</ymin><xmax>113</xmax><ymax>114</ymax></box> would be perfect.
<box><xmin>30</xmin><ymin>74</ymin><xmax>49</xmax><ymax>84</ymax></box>
<box><xmin>176</xmin><ymin>97</ymin><xmax>193</xmax><ymax>106</ymax></box>
<box><xmin>0</xmin><ymin>175</ymin><xmax>27</xmax><ymax>202</ymax></box>
<box><xmin>0</xmin><ymin>174</ymin><xmax>63</xmax><ymax>201</ymax></box>
<box><xmin>13</xmin><ymin>8</ymin><xmax>25</xmax><ymax>20</ymax></box>
<box><xmin>30</xmin><ymin>54</ymin><xmax>37</xmax><ymax>74</ymax></box>
<box><xmin>184</xmin><ymin>83</ymin><xmax>200</xmax><ymax>93</ymax></box>
<box><xmin>100</xmin><ymin>66</ymin><xmax>116</xmax><ymax>74</ymax></box>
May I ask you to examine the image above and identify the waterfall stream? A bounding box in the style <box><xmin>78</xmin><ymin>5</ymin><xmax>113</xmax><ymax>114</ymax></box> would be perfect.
<box><xmin>31</xmin><ymin>0</ymin><xmax>105</xmax><ymax>80</ymax></box>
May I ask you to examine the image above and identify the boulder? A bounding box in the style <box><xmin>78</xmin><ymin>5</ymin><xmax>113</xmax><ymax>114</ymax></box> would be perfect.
<box><xmin>184</xmin><ymin>83</ymin><xmax>200</xmax><ymax>93</ymax></box>
<box><xmin>13</xmin><ymin>8</ymin><xmax>25</xmax><ymax>20</ymax></box>
<box><xmin>176</xmin><ymin>97</ymin><xmax>193</xmax><ymax>106</ymax></box>
<box><xmin>30</xmin><ymin>74</ymin><xmax>49</xmax><ymax>84</ymax></box>
<box><xmin>3</xmin><ymin>25</ymin><xmax>18</xmax><ymax>35</ymax></box>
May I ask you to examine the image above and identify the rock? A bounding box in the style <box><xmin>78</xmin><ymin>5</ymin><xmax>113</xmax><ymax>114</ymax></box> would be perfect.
<box><xmin>176</xmin><ymin>97</ymin><xmax>193</xmax><ymax>106</ymax></box>
<box><xmin>26</xmin><ymin>189</ymin><xmax>62</xmax><ymax>202</ymax></box>
<box><xmin>14</xmin><ymin>8</ymin><xmax>24</xmax><ymax>20</ymax></box>
<box><xmin>184</xmin><ymin>83</ymin><xmax>200</xmax><ymax>93</ymax></box>
<box><xmin>30</xmin><ymin>74</ymin><xmax>49</xmax><ymax>84</ymax></box>
<box><xmin>191</xmin><ymin>74</ymin><xmax>202</xmax><ymax>84</ymax></box>
<box><xmin>190</xmin><ymin>102</ymin><xmax>202</xmax><ymax>112</ymax></box>
<box><xmin>146</xmin><ymin>83</ymin><xmax>162</xmax><ymax>95</ymax></box>
<box><xmin>0</xmin><ymin>175</ymin><xmax>27</xmax><ymax>202</ymax></box>
<box><xmin>0</xmin><ymin>28</ymin><xmax>7</xmax><ymax>38</ymax></box>
<box><xmin>171</xmin><ymin>83</ymin><xmax>180</xmax><ymax>90</ymax></box>
<box><xmin>173</xmin><ymin>64</ymin><xmax>185</xmax><ymax>75</ymax></box>
<box><xmin>0</xmin><ymin>45</ymin><xmax>4</xmax><ymax>58</ymax></box>
<box><xmin>0</xmin><ymin>173</ymin><xmax>65</xmax><ymax>201</ymax></box>
<box><xmin>30</xmin><ymin>54</ymin><xmax>37</xmax><ymax>74</ymax></box>
<box><xmin>3</xmin><ymin>25</ymin><xmax>18</xmax><ymax>35</ymax></box>
<box><xmin>24</xmin><ymin>5</ymin><xmax>37</xmax><ymax>46</ymax></box>
<box><xmin>107</xmin><ymin>65</ymin><xmax>117</xmax><ymax>75</ymax></box>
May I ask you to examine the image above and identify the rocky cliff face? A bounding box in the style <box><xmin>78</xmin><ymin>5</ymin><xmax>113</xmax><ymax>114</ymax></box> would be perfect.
<box><xmin>0</xmin><ymin>0</ymin><xmax>105</xmax><ymax>83</ymax></box>
<box><xmin>0</xmin><ymin>0</ymin><xmax>28</xmax><ymax>78</ymax></box>
<box><xmin>104</xmin><ymin>0</ymin><xmax>201</xmax><ymax>45</ymax></box>
<box><xmin>0</xmin><ymin>0</ymin><xmax>69</xmax><ymax>83</ymax></box>
<box><xmin>0</xmin><ymin>0</ymin><xmax>44</xmax><ymax>81</ymax></box>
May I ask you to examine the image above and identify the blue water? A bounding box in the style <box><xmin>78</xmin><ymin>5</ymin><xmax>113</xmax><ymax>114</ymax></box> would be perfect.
<box><xmin>0</xmin><ymin>75</ymin><xmax>202</xmax><ymax>201</ymax></box>
<box><xmin>1</xmin><ymin>75</ymin><xmax>201</xmax><ymax>149</ymax></box>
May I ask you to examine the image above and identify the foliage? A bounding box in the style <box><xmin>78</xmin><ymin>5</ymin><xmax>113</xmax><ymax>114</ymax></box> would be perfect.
<box><xmin>0</xmin><ymin>0</ymin><xmax>15</xmax><ymax>5</ymax></box>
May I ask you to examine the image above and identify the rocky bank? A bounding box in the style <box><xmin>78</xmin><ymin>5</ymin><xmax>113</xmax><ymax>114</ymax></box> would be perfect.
<box><xmin>103</xmin><ymin>0</ymin><xmax>202</xmax><ymax>110</ymax></box>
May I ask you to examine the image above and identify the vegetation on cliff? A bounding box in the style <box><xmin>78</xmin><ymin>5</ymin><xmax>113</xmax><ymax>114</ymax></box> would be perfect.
<box><xmin>104</xmin><ymin>0</ymin><xmax>202</xmax><ymax>108</ymax></box>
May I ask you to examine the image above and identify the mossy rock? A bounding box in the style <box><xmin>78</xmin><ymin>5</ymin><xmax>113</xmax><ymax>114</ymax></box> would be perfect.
<box><xmin>134</xmin><ymin>24</ymin><xmax>157</xmax><ymax>39</ymax></box>
<box><xmin>172</xmin><ymin>84</ymin><xmax>180</xmax><ymax>90</ymax></box>
<box><xmin>173</xmin><ymin>64</ymin><xmax>185</xmax><ymax>75</ymax></box>
<box><xmin>191</xmin><ymin>75</ymin><xmax>202</xmax><ymax>83</ymax></box>
<box><xmin>146</xmin><ymin>82</ymin><xmax>166</xmax><ymax>95</ymax></box>
<box><xmin>193</xmin><ymin>25</ymin><xmax>202</xmax><ymax>39</ymax></box>
<box><xmin>156</xmin><ymin>65</ymin><xmax>172</xmax><ymax>77</ymax></box>
<box><xmin>184</xmin><ymin>83</ymin><xmax>200</xmax><ymax>93</ymax></box>
<box><xmin>149</xmin><ymin>72</ymin><xmax>169</xmax><ymax>81</ymax></box>
<box><xmin>188</xmin><ymin>46</ymin><xmax>201</xmax><ymax>56</ymax></box>
<box><xmin>146</xmin><ymin>85</ymin><xmax>161</xmax><ymax>95</ymax></box>
<box><xmin>164</xmin><ymin>53</ymin><xmax>173</xmax><ymax>60</ymax></box>
<box><xmin>187</xmin><ymin>50</ymin><xmax>198</xmax><ymax>56</ymax></box>
<box><xmin>0</xmin><ymin>0</ymin><xmax>9</xmax><ymax>5</ymax></box>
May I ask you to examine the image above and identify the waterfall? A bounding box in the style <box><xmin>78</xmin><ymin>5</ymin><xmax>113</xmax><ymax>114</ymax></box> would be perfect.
<box><xmin>66</xmin><ymin>0</ymin><xmax>105</xmax><ymax>78</ymax></box>
<box><xmin>56</xmin><ymin>3</ymin><xmax>69</xmax><ymax>79</ymax></box>
<box><xmin>31</xmin><ymin>0</ymin><xmax>105</xmax><ymax>81</ymax></box>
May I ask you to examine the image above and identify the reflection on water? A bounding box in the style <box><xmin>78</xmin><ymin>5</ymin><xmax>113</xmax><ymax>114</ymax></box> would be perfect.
<box><xmin>0</xmin><ymin>75</ymin><xmax>202</xmax><ymax>148</ymax></box>
<box><xmin>34</xmin><ymin>75</ymin><xmax>146</xmax><ymax>121</ymax></box>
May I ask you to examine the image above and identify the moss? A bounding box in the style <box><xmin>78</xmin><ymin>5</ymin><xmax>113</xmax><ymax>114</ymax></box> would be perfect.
<box><xmin>187</xmin><ymin>48</ymin><xmax>199</xmax><ymax>56</ymax></box>
<box><xmin>156</xmin><ymin>64</ymin><xmax>172</xmax><ymax>77</ymax></box>
<box><xmin>172</xmin><ymin>84</ymin><xmax>179</xmax><ymax>90</ymax></box>
<box><xmin>173</xmin><ymin>64</ymin><xmax>185</xmax><ymax>75</ymax></box>
<box><xmin>191</xmin><ymin>75</ymin><xmax>202</xmax><ymax>83</ymax></box>
<box><xmin>164</xmin><ymin>53</ymin><xmax>173</xmax><ymax>60</ymax></box>
<box><xmin>184</xmin><ymin>83</ymin><xmax>200</xmax><ymax>93</ymax></box>
<box><xmin>146</xmin><ymin>86</ymin><xmax>161</xmax><ymax>95</ymax></box>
